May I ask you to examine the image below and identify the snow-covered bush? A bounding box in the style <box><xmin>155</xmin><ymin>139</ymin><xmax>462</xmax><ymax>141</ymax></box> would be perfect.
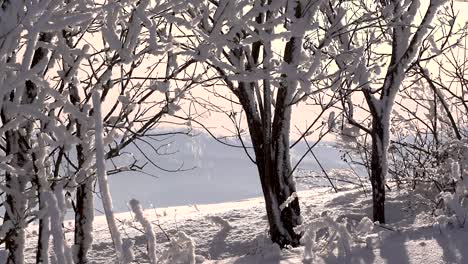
<box><xmin>300</xmin><ymin>215</ymin><xmax>373</xmax><ymax>263</ymax></box>
<box><xmin>159</xmin><ymin>231</ymin><xmax>196</xmax><ymax>264</ymax></box>
<box><xmin>434</xmin><ymin>140</ymin><xmax>468</xmax><ymax>227</ymax></box>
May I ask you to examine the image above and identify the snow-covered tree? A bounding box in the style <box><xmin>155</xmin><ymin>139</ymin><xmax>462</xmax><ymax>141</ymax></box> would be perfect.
<box><xmin>180</xmin><ymin>0</ymin><xmax>353</xmax><ymax>247</ymax></box>
<box><xmin>57</xmin><ymin>1</ymin><xmax>199</xmax><ymax>262</ymax></box>
<box><xmin>331</xmin><ymin>0</ymin><xmax>450</xmax><ymax>223</ymax></box>
<box><xmin>387</xmin><ymin>6</ymin><xmax>468</xmax><ymax>192</ymax></box>
<box><xmin>0</xmin><ymin>0</ymin><xmax>197</xmax><ymax>263</ymax></box>
<box><xmin>0</xmin><ymin>1</ymin><xmax>96</xmax><ymax>262</ymax></box>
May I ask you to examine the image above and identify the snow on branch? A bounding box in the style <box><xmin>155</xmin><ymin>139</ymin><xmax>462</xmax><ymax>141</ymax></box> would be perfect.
<box><xmin>129</xmin><ymin>199</ymin><xmax>158</xmax><ymax>264</ymax></box>
<box><xmin>93</xmin><ymin>90</ymin><xmax>125</xmax><ymax>263</ymax></box>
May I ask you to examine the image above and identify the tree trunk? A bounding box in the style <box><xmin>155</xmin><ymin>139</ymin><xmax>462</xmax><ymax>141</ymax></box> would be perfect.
<box><xmin>237</xmin><ymin>84</ymin><xmax>301</xmax><ymax>247</ymax></box>
<box><xmin>221</xmin><ymin>0</ymin><xmax>304</xmax><ymax>248</ymax></box>
<box><xmin>242</xmin><ymin>91</ymin><xmax>301</xmax><ymax>247</ymax></box>
<box><xmin>370</xmin><ymin>118</ymin><xmax>387</xmax><ymax>223</ymax></box>
<box><xmin>30</xmin><ymin>32</ymin><xmax>53</xmax><ymax>264</ymax></box>
<box><xmin>2</xmin><ymin>29</ymin><xmax>52</xmax><ymax>264</ymax></box>
<box><xmin>35</xmin><ymin>176</ymin><xmax>50</xmax><ymax>264</ymax></box>
<box><xmin>4</xmin><ymin>131</ymin><xmax>27</xmax><ymax>264</ymax></box>
<box><xmin>67</xmin><ymin>50</ymin><xmax>95</xmax><ymax>262</ymax></box>
<box><xmin>73</xmin><ymin>145</ymin><xmax>94</xmax><ymax>264</ymax></box>
<box><xmin>259</xmin><ymin>148</ymin><xmax>301</xmax><ymax>247</ymax></box>
<box><xmin>257</xmin><ymin>2</ymin><xmax>303</xmax><ymax>245</ymax></box>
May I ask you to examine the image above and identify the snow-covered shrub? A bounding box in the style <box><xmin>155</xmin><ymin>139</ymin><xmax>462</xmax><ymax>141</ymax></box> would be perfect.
<box><xmin>435</xmin><ymin>140</ymin><xmax>468</xmax><ymax>227</ymax></box>
<box><xmin>300</xmin><ymin>216</ymin><xmax>351</xmax><ymax>263</ymax></box>
<box><xmin>159</xmin><ymin>231</ymin><xmax>196</xmax><ymax>264</ymax></box>
<box><xmin>300</xmin><ymin>215</ymin><xmax>374</xmax><ymax>263</ymax></box>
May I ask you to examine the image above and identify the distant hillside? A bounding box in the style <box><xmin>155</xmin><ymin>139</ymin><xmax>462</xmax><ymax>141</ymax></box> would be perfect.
<box><xmin>103</xmin><ymin>130</ymin><xmax>348</xmax><ymax>212</ymax></box>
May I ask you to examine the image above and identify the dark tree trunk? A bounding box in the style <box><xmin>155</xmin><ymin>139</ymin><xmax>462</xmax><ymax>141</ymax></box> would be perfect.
<box><xmin>258</xmin><ymin>149</ymin><xmax>301</xmax><ymax>247</ymax></box>
<box><xmin>64</xmin><ymin>43</ymin><xmax>95</xmax><ymax>262</ymax></box>
<box><xmin>239</xmin><ymin>83</ymin><xmax>301</xmax><ymax>248</ymax></box>
<box><xmin>74</xmin><ymin>177</ymin><xmax>94</xmax><ymax>264</ymax></box>
<box><xmin>232</xmin><ymin>1</ymin><xmax>303</xmax><ymax>247</ymax></box>
<box><xmin>370</xmin><ymin>118</ymin><xmax>387</xmax><ymax>223</ymax></box>
<box><xmin>3</xmin><ymin>131</ymin><xmax>28</xmax><ymax>264</ymax></box>
<box><xmin>73</xmin><ymin>130</ymin><xmax>95</xmax><ymax>264</ymax></box>
<box><xmin>30</xmin><ymin>32</ymin><xmax>53</xmax><ymax>264</ymax></box>
<box><xmin>211</xmin><ymin>0</ymin><xmax>304</xmax><ymax>248</ymax></box>
<box><xmin>35</xmin><ymin>170</ymin><xmax>50</xmax><ymax>264</ymax></box>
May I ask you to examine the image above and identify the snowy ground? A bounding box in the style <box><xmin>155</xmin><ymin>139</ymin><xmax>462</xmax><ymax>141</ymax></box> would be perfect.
<box><xmin>25</xmin><ymin>186</ymin><xmax>468</xmax><ymax>263</ymax></box>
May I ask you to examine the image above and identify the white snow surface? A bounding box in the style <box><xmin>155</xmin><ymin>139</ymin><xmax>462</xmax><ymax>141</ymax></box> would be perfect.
<box><xmin>23</xmin><ymin>187</ymin><xmax>468</xmax><ymax>263</ymax></box>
